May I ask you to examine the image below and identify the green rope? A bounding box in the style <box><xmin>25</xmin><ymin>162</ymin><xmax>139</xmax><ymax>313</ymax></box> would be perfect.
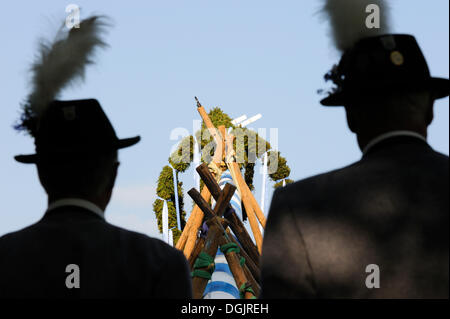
<box><xmin>191</xmin><ymin>269</ymin><xmax>213</xmax><ymax>280</ymax></box>
<box><xmin>220</xmin><ymin>242</ymin><xmax>246</xmax><ymax>266</ymax></box>
<box><xmin>193</xmin><ymin>252</ymin><xmax>215</xmax><ymax>269</ymax></box>
<box><xmin>239</xmin><ymin>283</ymin><xmax>256</xmax><ymax>299</ymax></box>
<box><xmin>220</xmin><ymin>242</ymin><xmax>240</xmax><ymax>254</ymax></box>
<box><xmin>191</xmin><ymin>252</ymin><xmax>215</xmax><ymax>280</ymax></box>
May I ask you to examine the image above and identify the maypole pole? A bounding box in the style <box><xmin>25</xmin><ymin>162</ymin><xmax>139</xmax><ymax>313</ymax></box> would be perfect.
<box><xmin>168</xmin><ymin>96</ymin><xmax>293</xmax><ymax>298</ymax></box>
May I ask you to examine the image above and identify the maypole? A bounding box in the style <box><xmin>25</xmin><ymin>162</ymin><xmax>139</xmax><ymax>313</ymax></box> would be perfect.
<box><xmin>154</xmin><ymin>97</ymin><xmax>294</xmax><ymax>298</ymax></box>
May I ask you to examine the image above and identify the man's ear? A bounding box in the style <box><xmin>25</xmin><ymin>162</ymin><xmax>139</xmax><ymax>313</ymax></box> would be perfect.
<box><xmin>425</xmin><ymin>94</ymin><xmax>435</xmax><ymax>126</ymax></box>
<box><xmin>345</xmin><ymin>106</ymin><xmax>358</xmax><ymax>133</ymax></box>
<box><xmin>109</xmin><ymin>162</ymin><xmax>119</xmax><ymax>191</ymax></box>
<box><xmin>103</xmin><ymin>162</ymin><xmax>119</xmax><ymax>209</ymax></box>
<box><xmin>36</xmin><ymin>163</ymin><xmax>50</xmax><ymax>195</ymax></box>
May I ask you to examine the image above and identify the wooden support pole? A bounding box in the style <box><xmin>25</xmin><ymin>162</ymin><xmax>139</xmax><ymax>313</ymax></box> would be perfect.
<box><xmin>189</xmin><ymin>189</ymin><xmax>257</xmax><ymax>298</ymax></box>
<box><xmin>196</xmin><ymin>163</ymin><xmax>260</xmax><ymax>263</ymax></box>
<box><xmin>187</xmin><ymin>184</ymin><xmax>236</xmax><ymax>222</ymax></box>
<box><xmin>176</xmin><ymin>186</ymin><xmax>211</xmax><ymax>252</ymax></box>
<box><xmin>179</xmin><ymin>101</ymin><xmax>228</xmax><ymax>255</ymax></box>
<box><xmin>225</xmin><ymin>132</ymin><xmax>267</xmax><ymax>228</ymax></box>
<box><xmin>225</xmin><ymin>230</ymin><xmax>260</xmax><ymax>296</ymax></box>
<box><xmin>181</xmin><ymin>188</ymin><xmax>211</xmax><ymax>259</ymax></box>
<box><xmin>243</xmin><ymin>262</ymin><xmax>260</xmax><ymax>297</ymax></box>
<box><xmin>196</xmin><ymin>164</ymin><xmax>222</xmax><ymax>199</ymax></box>
<box><xmin>191</xmin><ymin>218</ymin><xmax>257</xmax><ymax>299</ymax></box>
<box><xmin>218</xmin><ymin>235</ymin><xmax>256</xmax><ymax>299</ymax></box>
<box><xmin>196</xmin><ymin>97</ymin><xmax>223</xmax><ymax>164</ymax></box>
<box><xmin>212</xmin><ymin>183</ymin><xmax>236</xmax><ymax>217</ymax></box>
<box><xmin>189</xmin><ymin>216</ymin><xmax>231</xmax><ymax>270</ymax></box>
<box><xmin>243</xmin><ymin>179</ymin><xmax>267</xmax><ymax>228</ymax></box>
<box><xmin>226</xmin><ymin>228</ymin><xmax>260</xmax><ymax>282</ymax></box>
<box><xmin>191</xmin><ymin>221</ymin><xmax>223</xmax><ymax>299</ymax></box>
<box><xmin>228</xmin><ymin>161</ymin><xmax>263</xmax><ymax>254</ymax></box>
<box><xmin>226</xmin><ymin>211</ymin><xmax>260</xmax><ymax>267</ymax></box>
<box><xmin>188</xmin><ymin>188</ymin><xmax>218</xmax><ymax>220</ymax></box>
<box><xmin>176</xmin><ymin>188</ymin><xmax>208</xmax><ymax>251</ymax></box>
<box><xmin>218</xmin><ymin>125</ymin><xmax>226</xmax><ymax>164</ymax></box>
<box><xmin>187</xmin><ymin>184</ymin><xmax>234</xmax><ymax>263</ymax></box>
<box><xmin>188</xmin><ymin>237</ymin><xmax>205</xmax><ymax>270</ymax></box>
<box><xmin>189</xmin><ymin>185</ymin><xmax>259</xmax><ymax>298</ymax></box>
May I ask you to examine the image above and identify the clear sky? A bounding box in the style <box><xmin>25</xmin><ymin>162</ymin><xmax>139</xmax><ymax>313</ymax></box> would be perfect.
<box><xmin>0</xmin><ymin>1</ymin><xmax>448</xmax><ymax>239</ymax></box>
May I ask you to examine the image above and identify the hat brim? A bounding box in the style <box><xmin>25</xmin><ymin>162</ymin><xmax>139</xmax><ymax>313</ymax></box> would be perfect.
<box><xmin>320</xmin><ymin>77</ymin><xmax>450</xmax><ymax>107</ymax></box>
<box><xmin>15</xmin><ymin>135</ymin><xmax>141</xmax><ymax>164</ymax></box>
<box><xmin>116</xmin><ymin>136</ymin><xmax>141</xmax><ymax>149</ymax></box>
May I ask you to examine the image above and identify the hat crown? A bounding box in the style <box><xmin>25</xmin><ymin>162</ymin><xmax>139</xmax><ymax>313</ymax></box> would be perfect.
<box><xmin>337</xmin><ymin>34</ymin><xmax>430</xmax><ymax>86</ymax></box>
<box><xmin>35</xmin><ymin>99</ymin><xmax>118</xmax><ymax>155</ymax></box>
<box><xmin>320</xmin><ymin>34</ymin><xmax>449</xmax><ymax>106</ymax></box>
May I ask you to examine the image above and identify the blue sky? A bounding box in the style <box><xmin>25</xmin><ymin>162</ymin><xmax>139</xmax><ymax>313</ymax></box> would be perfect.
<box><xmin>0</xmin><ymin>1</ymin><xmax>448</xmax><ymax>239</ymax></box>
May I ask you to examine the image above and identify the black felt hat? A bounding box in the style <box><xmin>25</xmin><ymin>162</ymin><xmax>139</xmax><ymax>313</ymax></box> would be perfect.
<box><xmin>321</xmin><ymin>34</ymin><xmax>449</xmax><ymax>106</ymax></box>
<box><xmin>15</xmin><ymin>99</ymin><xmax>140</xmax><ymax>164</ymax></box>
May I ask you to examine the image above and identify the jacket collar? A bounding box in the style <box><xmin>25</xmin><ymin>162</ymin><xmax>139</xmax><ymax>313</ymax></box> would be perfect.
<box><xmin>46</xmin><ymin>198</ymin><xmax>105</xmax><ymax>220</ymax></box>
<box><xmin>362</xmin><ymin>130</ymin><xmax>429</xmax><ymax>157</ymax></box>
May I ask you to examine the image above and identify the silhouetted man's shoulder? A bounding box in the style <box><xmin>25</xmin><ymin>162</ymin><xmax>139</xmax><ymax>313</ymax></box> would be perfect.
<box><xmin>272</xmin><ymin>161</ymin><xmax>360</xmax><ymax>206</ymax></box>
<box><xmin>277</xmin><ymin>142</ymin><xmax>448</xmax><ymax>212</ymax></box>
<box><xmin>104</xmin><ymin>222</ymin><xmax>188</xmax><ymax>273</ymax></box>
<box><xmin>102</xmin><ymin>223</ymin><xmax>193</xmax><ymax>298</ymax></box>
<box><xmin>263</xmin><ymin>141</ymin><xmax>449</xmax><ymax>298</ymax></box>
<box><xmin>0</xmin><ymin>210</ymin><xmax>192</xmax><ymax>298</ymax></box>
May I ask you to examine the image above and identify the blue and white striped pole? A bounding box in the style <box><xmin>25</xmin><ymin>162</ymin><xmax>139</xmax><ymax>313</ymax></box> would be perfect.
<box><xmin>203</xmin><ymin>170</ymin><xmax>242</xmax><ymax>299</ymax></box>
<box><xmin>203</xmin><ymin>248</ymin><xmax>241</xmax><ymax>299</ymax></box>
<box><xmin>218</xmin><ymin>171</ymin><xmax>242</xmax><ymax>220</ymax></box>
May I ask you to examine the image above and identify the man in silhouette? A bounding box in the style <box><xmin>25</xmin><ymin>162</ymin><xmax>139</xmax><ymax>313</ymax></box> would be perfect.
<box><xmin>261</xmin><ymin>35</ymin><xmax>449</xmax><ymax>298</ymax></box>
<box><xmin>0</xmin><ymin>99</ymin><xmax>192</xmax><ymax>298</ymax></box>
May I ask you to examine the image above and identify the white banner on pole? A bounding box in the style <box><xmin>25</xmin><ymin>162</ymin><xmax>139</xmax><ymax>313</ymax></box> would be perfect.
<box><xmin>168</xmin><ymin>228</ymin><xmax>174</xmax><ymax>247</ymax></box>
<box><xmin>162</xmin><ymin>200</ymin><xmax>169</xmax><ymax>244</ymax></box>
<box><xmin>260</xmin><ymin>152</ymin><xmax>268</xmax><ymax>214</ymax></box>
<box><xmin>231</xmin><ymin>114</ymin><xmax>247</xmax><ymax>126</ymax></box>
<box><xmin>172</xmin><ymin>167</ymin><xmax>181</xmax><ymax>231</ymax></box>
<box><xmin>193</xmin><ymin>137</ymin><xmax>201</xmax><ymax>191</ymax></box>
<box><xmin>240</xmin><ymin>114</ymin><xmax>262</xmax><ymax>127</ymax></box>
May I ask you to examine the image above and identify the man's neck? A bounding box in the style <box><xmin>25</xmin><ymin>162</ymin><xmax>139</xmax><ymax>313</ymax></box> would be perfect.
<box><xmin>46</xmin><ymin>198</ymin><xmax>105</xmax><ymax>219</ymax></box>
<box><xmin>48</xmin><ymin>194</ymin><xmax>108</xmax><ymax>211</ymax></box>
<box><xmin>358</xmin><ymin>127</ymin><xmax>427</xmax><ymax>152</ymax></box>
<box><xmin>360</xmin><ymin>130</ymin><xmax>428</xmax><ymax>155</ymax></box>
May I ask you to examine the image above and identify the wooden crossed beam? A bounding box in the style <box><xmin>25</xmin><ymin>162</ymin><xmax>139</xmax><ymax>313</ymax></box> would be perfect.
<box><xmin>187</xmin><ymin>168</ymin><xmax>260</xmax><ymax>299</ymax></box>
<box><xmin>195</xmin><ymin>163</ymin><xmax>260</xmax><ymax>271</ymax></box>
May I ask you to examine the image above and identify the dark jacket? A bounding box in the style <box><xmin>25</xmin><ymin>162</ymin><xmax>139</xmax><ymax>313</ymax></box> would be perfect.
<box><xmin>0</xmin><ymin>206</ymin><xmax>192</xmax><ymax>298</ymax></box>
<box><xmin>261</xmin><ymin>136</ymin><xmax>449</xmax><ymax>298</ymax></box>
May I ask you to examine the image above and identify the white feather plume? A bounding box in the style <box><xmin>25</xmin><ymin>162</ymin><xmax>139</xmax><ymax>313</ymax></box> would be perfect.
<box><xmin>321</xmin><ymin>0</ymin><xmax>392</xmax><ymax>52</ymax></box>
<box><xmin>18</xmin><ymin>16</ymin><xmax>108</xmax><ymax>135</ymax></box>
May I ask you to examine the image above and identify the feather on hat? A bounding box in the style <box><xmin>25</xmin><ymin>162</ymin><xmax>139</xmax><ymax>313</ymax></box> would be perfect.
<box><xmin>320</xmin><ymin>0</ymin><xmax>392</xmax><ymax>52</ymax></box>
<box><xmin>16</xmin><ymin>16</ymin><xmax>109</xmax><ymax>136</ymax></box>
